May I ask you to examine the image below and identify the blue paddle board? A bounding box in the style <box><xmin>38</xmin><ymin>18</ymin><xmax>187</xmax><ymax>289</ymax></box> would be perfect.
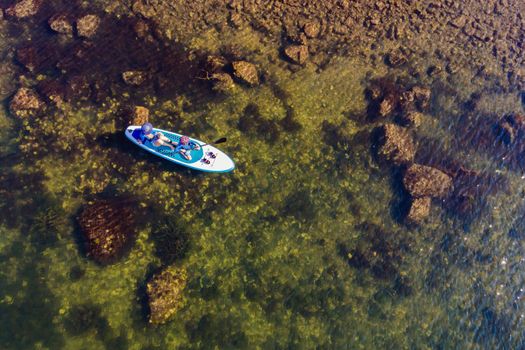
<box><xmin>125</xmin><ymin>126</ymin><xmax>235</xmax><ymax>173</ymax></box>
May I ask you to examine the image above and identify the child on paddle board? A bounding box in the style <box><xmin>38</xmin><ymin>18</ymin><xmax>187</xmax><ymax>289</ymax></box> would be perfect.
<box><xmin>175</xmin><ymin>135</ymin><xmax>201</xmax><ymax>160</ymax></box>
<box><xmin>135</xmin><ymin>122</ymin><xmax>176</xmax><ymax>151</ymax></box>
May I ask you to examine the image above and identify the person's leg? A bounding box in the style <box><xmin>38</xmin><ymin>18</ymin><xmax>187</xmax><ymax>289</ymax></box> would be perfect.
<box><xmin>159</xmin><ymin>134</ymin><xmax>176</xmax><ymax>145</ymax></box>
<box><xmin>156</xmin><ymin>139</ymin><xmax>174</xmax><ymax>151</ymax></box>
<box><xmin>180</xmin><ymin>149</ymin><xmax>191</xmax><ymax>160</ymax></box>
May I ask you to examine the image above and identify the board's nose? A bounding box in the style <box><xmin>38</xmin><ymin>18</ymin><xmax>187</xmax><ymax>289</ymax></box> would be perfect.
<box><xmin>221</xmin><ymin>155</ymin><xmax>235</xmax><ymax>172</ymax></box>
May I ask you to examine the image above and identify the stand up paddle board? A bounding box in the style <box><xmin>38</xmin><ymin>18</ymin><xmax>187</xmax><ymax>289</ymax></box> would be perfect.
<box><xmin>125</xmin><ymin>126</ymin><xmax>235</xmax><ymax>173</ymax></box>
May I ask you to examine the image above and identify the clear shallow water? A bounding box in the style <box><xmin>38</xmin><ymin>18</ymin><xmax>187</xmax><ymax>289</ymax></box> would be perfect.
<box><xmin>1</xmin><ymin>2</ymin><xmax>525</xmax><ymax>349</ymax></box>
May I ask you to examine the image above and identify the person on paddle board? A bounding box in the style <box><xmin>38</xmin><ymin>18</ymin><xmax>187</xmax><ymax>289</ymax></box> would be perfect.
<box><xmin>175</xmin><ymin>135</ymin><xmax>201</xmax><ymax>160</ymax></box>
<box><xmin>135</xmin><ymin>122</ymin><xmax>176</xmax><ymax>151</ymax></box>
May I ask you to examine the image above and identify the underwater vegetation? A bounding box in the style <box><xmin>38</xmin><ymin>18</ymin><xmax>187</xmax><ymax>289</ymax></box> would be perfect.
<box><xmin>0</xmin><ymin>238</ymin><xmax>65</xmax><ymax>350</ymax></box>
<box><xmin>28</xmin><ymin>205</ymin><xmax>67</xmax><ymax>249</ymax></box>
<box><xmin>238</xmin><ymin>102</ymin><xmax>281</xmax><ymax>144</ymax></box>
<box><xmin>339</xmin><ymin>221</ymin><xmax>411</xmax><ymax>282</ymax></box>
<box><xmin>282</xmin><ymin>188</ymin><xmax>316</xmax><ymax>222</ymax></box>
<box><xmin>64</xmin><ymin>303</ymin><xmax>131</xmax><ymax>350</ymax></box>
<box><xmin>1</xmin><ymin>0</ymin><xmax>525</xmax><ymax>348</ymax></box>
<box><xmin>63</xmin><ymin>303</ymin><xmax>109</xmax><ymax>336</ymax></box>
<box><xmin>184</xmin><ymin>313</ymin><xmax>249</xmax><ymax>349</ymax></box>
<box><xmin>150</xmin><ymin>218</ymin><xmax>190</xmax><ymax>266</ymax></box>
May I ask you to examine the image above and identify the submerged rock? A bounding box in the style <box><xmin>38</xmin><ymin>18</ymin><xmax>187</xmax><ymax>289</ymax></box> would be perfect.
<box><xmin>205</xmin><ymin>55</ymin><xmax>228</xmax><ymax>73</ymax></box>
<box><xmin>284</xmin><ymin>44</ymin><xmax>309</xmax><ymax>65</ymax></box>
<box><xmin>399</xmin><ymin>110</ymin><xmax>423</xmax><ymax>128</ymax></box>
<box><xmin>122</xmin><ymin>70</ymin><xmax>147</xmax><ymax>86</ymax></box>
<box><xmin>378</xmin><ymin>95</ymin><xmax>395</xmax><ymax>117</ymax></box>
<box><xmin>132</xmin><ymin>106</ymin><xmax>149</xmax><ymax>125</ymax></box>
<box><xmin>133</xmin><ymin>20</ymin><xmax>151</xmax><ymax>39</ymax></box>
<box><xmin>38</xmin><ymin>79</ymin><xmax>65</xmax><ymax>107</ymax></box>
<box><xmin>398</xmin><ymin>89</ymin><xmax>415</xmax><ymax>112</ymax></box>
<box><xmin>147</xmin><ymin>266</ymin><xmax>187</xmax><ymax>325</ymax></box>
<box><xmin>497</xmin><ymin>114</ymin><xmax>525</xmax><ymax>145</ymax></box>
<box><xmin>498</xmin><ymin>121</ymin><xmax>515</xmax><ymax>144</ymax></box>
<box><xmin>66</xmin><ymin>75</ymin><xmax>91</xmax><ymax>100</ymax></box>
<box><xmin>403</xmin><ymin>164</ymin><xmax>453</xmax><ymax>198</ymax></box>
<box><xmin>77</xmin><ymin>198</ymin><xmax>137</xmax><ymax>264</ymax></box>
<box><xmin>211</xmin><ymin>72</ymin><xmax>235</xmax><ymax>93</ymax></box>
<box><xmin>366</xmin><ymin>85</ymin><xmax>382</xmax><ymax>101</ymax></box>
<box><xmin>76</xmin><ymin>14</ymin><xmax>100</xmax><ymax>38</ymax></box>
<box><xmin>5</xmin><ymin>0</ymin><xmax>42</xmax><ymax>19</ymax></box>
<box><xmin>48</xmin><ymin>13</ymin><xmax>73</xmax><ymax>35</ymax></box>
<box><xmin>411</xmin><ymin>86</ymin><xmax>431</xmax><ymax>110</ymax></box>
<box><xmin>10</xmin><ymin>87</ymin><xmax>44</xmax><ymax>116</ymax></box>
<box><xmin>427</xmin><ymin>65</ymin><xmax>443</xmax><ymax>77</ymax></box>
<box><xmin>386</xmin><ymin>50</ymin><xmax>408</xmax><ymax>67</ymax></box>
<box><xmin>16</xmin><ymin>47</ymin><xmax>38</xmax><ymax>72</ymax></box>
<box><xmin>303</xmin><ymin>21</ymin><xmax>320</xmax><ymax>38</ymax></box>
<box><xmin>232</xmin><ymin>61</ymin><xmax>259</xmax><ymax>86</ymax></box>
<box><xmin>406</xmin><ymin>197</ymin><xmax>431</xmax><ymax>224</ymax></box>
<box><xmin>377</xmin><ymin>124</ymin><xmax>415</xmax><ymax>165</ymax></box>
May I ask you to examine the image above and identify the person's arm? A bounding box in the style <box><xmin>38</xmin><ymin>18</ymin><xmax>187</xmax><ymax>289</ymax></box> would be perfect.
<box><xmin>132</xmin><ymin>130</ymin><xmax>144</xmax><ymax>144</ymax></box>
<box><xmin>138</xmin><ymin>133</ymin><xmax>154</xmax><ymax>144</ymax></box>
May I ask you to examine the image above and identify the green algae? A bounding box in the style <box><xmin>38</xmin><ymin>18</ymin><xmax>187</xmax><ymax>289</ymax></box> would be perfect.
<box><xmin>1</xmin><ymin>9</ymin><xmax>525</xmax><ymax>350</ymax></box>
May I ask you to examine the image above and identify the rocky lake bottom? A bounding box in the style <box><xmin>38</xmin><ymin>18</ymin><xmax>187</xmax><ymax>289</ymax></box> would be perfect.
<box><xmin>1</xmin><ymin>0</ymin><xmax>525</xmax><ymax>349</ymax></box>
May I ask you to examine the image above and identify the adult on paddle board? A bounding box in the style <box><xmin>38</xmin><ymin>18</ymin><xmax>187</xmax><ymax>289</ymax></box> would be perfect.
<box><xmin>134</xmin><ymin>122</ymin><xmax>176</xmax><ymax>151</ymax></box>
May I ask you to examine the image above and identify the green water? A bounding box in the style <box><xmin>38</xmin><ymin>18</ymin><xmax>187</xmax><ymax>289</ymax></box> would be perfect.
<box><xmin>1</xmin><ymin>2</ymin><xmax>525</xmax><ymax>350</ymax></box>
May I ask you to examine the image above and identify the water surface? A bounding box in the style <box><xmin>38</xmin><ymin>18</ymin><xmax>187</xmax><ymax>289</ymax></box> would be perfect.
<box><xmin>1</xmin><ymin>1</ymin><xmax>525</xmax><ymax>349</ymax></box>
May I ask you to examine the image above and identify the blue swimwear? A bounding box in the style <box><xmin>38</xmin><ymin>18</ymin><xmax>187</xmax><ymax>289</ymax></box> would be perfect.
<box><xmin>175</xmin><ymin>142</ymin><xmax>196</xmax><ymax>153</ymax></box>
<box><xmin>132</xmin><ymin>129</ymin><xmax>153</xmax><ymax>144</ymax></box>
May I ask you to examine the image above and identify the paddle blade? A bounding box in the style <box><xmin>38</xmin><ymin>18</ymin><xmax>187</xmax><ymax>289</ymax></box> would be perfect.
<box><xmin>214</xmin><ymin>137</ymin><xmax>227</xmax><ymax>144</ymax></box>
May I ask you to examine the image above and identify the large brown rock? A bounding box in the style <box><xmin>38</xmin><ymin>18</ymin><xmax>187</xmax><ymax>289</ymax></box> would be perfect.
<box><xmin>10</xmin><ymin>87</ymin><xmax>44</xmax><ymax>116</ymax></box>
<box><xmin>406</xmin><ymin>197</ymin><xmax>431</xmax><ymax>224</ymax></box>
<box><xmin>284</xmin><ymin>44</ymin><xmax>309</xmax><ymax>65</ymax></box>
<box><xmin>147</xmin><ymin>266</ymin><xmax>187</xmax><ymax>325</ymax></box>
<box><xmin>377</xmin><ymin>124</ymin><xmax>415</xmax><ymax>165</ymax></box>
<box><xmin>49</xmin><ymin>13</ymin><xmax>73</xmax><ymax>35</ymax></box>
<box><xmin>403</xmin><ymin>164</ymin><xmax>453</xmax><ymax>198</ymax></box>
<box><xmin>76</xmin><ymin>14</ymin><xmax>100</xmax><ymax>38</ymax></box>
<box><xmin>232</xmin><ymin>61</ymin><xmax>259</xmax><ymax>86</ymax></box>
<box><xmin>5</xmin><ymin>0</ymin><xmax>42</xmax><ymax>18</ymax></box>
<box><xmin>77</xmin><ymin>198</ymin><xmax>137</xmax><ymax>264</ymax></box>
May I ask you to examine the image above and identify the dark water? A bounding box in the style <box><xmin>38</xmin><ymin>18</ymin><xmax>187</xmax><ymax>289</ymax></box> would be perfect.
<box><xmin>1</xmin><ymin>1</ymin><xmax>525</xmax><ymax>349</ymax></box>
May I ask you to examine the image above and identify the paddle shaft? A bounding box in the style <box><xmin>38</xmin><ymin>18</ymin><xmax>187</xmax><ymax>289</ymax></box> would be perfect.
<box><xmin>200</xmin><ymin>137</ymin><xmax>227</xmax><ymax>148</ymax></box>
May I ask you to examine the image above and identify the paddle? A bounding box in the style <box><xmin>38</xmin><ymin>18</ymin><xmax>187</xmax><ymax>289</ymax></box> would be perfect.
<box><xmin>199</xmin><ymin>137</ymin><xmax>227</xmax><ymax>147</ymax></box>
